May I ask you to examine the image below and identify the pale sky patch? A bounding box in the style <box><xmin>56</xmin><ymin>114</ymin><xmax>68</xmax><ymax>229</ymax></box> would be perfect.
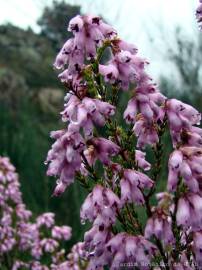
<box><xmin>0</xmin><ymin>0</ymin><xmax>199</xmax><ymax>80</ymax></box>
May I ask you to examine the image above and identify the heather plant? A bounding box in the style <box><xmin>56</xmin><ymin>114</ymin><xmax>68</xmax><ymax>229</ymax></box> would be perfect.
<box><xmin>44</xmin><ymin>2</ymin><xmax>202</xmax><ymax>269</ymax></box>
<box><xmin>0</xmin><ymin>156</ymin><xmax>86</xmax><ymax>270</ymax></box>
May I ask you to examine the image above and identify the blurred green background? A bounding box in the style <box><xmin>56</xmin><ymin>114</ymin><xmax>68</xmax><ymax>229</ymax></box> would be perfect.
<box><xmin>0</xmin><ymin>0</ymin><xmax>202</xmax><ymax>248</ymax></box>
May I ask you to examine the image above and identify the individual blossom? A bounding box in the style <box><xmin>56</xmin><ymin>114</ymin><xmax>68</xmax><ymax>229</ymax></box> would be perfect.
<box><xmin>145</xmin><ymin>210</ymin><xmax>175</xmax><ymax>246</ymax></box>
<box><xmin>135</xmin><ymin>150</ymin><xmax>151</xmax><ymax>171</ymax></box>
<box><xmin>17</xmin><ymin>222</ymin><xmax>39</xmax><ymax>251</ymax></box>
<box><xmin>0</xmin><ymin>157</ymin><xmax>15</xmax><ymax>177</ymax></box>
<box><xmin>80</xmin><ymin>184</ymin><xmax>121</xmax><ymax>226</ymax></box>
<box><xmin>85</xmin><ymin>137</ymin><xmax>120</xmax><ymax>166</ymax></box>
<box><xmin>166</xmin><ymin>99</ymin><xmax>201</xmax><ymax>145</ymax></box>
<box><xmin>0</xmin><ymin>211</ymin><xmax>12</xmax><ymax>226</ymax></box>
<box><xmin>133</xmin><ymin>116</ymin><xmax>159</xmax><ymax>148</ymax></box>
<box><xmin>51</xmin><ymin>242</ymin><xmax>87</xmax><ymax>270</ymax></box>
<box><xmin>124</xmin><ymin>86</ymin><xmax>165</xmax><ymax>124</ymax></box>
<box><xmin>167</xmin><ymin>147</ymin><xmax>202</xmax><ymax>192</ymax></box>
<box><xmin>66</xmin><ymin>242</ymin><xmax>87</xmax><ymax>270</ymax></box>
<box><xmin>0</xmin><ymin>157</ymin><xmax>22</xmax><ymax>205</ymax></box>
<box><xmin>100</xmin><ymin>50</ymin><xmax>147</xmax><ymax>90</ymax></box>
<box><xmin>31</xmin><ymin>242</ymin><xmax>43</xmax><ymax>259</ymax></box>
<box><xmin>111</xmin><ymin>38</ymin><xmax>138</xmax><ymax>55</ymax></box>
<box><xmin>83</xmin><ymin>224</ymin><xmax>113</xmax><ymax>269</ymax></box>
<box><xmin>0</xmin><ymin>225</ymin><xmax>16</xmax><ymax>253</ymax></box>
<box><xmin>4</xmin><ymin>181</ymin><xmax>21</xmax><ymax>204</ymax></box>
<box><xmin>54</xmin><ymin>37</ymin><xmax>84</xmax><ymax>77</ymax></box>
<box><xmin>120</xmin><ymin>169</ymin><xmax>153</xmax><ymax>205</ymax></box>
<box><xmin>99</xmin><ymin>63</ymin><xmax>119</xmax><ymax>83</ymax></box>
<box><xmin>36</xmin><ymin>213</ymin><xmax>55</xmax><ymax>228</ymax></box>
<box><xmin>40</xmin><ymin>238</ymin><xmax>59</xmax><ymax>253</ymax></box>
<box><xmin>16</xmin><ymin>204</ymin><xmax>32</xmax><ymax>221</ymax></box>
<box><xmin>51</xmin><ymin>225</ymin><xmax>72</xmax><ymax>241</ymax></box>
<box><xmin>180</xmin><ymin>127</ymin><xmax>202</xmax><ymax>147</ymax></box>
<box><xmin>106</xmin><ymin>233</ymin><xmax>157</xmax><ymax>269</ymax></box>
<box><xmin>176</xmin><ymin>193</ymin><xmax>202</xmax><ymax>231</ymax></box>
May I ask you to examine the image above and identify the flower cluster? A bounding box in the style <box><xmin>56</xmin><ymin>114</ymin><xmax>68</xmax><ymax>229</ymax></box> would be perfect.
<box><xmin>46</xmin><ymin>11</ymin><xmax>202</xmax><ymax>270</ymax></box>
<box><xmin>166</xmin><ymin>99</ymin><xmax>201</xmax><ymax>146</ymax></box>
<box><xmin>145</xmin><ymin>207</ymin><xmax>175</xmax><ymax>246</ymax></box>
<box><xmin>168</xmin><ymin>147</ymin><xmax>202</xmax><ymax>192</ymax></box>
<box><xmin>51</xmin><ymin>242</ymin><xmax>87</xmax><ymax>270</ymax></box>
<box><xmin>106</xmin><ymin>233</ymin><xmax>157</xmax><ymax>269</ymax></box>
<box><xmin>0</xmin><ymin>156</ymin><xmax>85</xmax><ymax>270</ymax></box>
<box><xmin>120</xmin><ymin>169</ymin><xmax>153</xmax><ymax>205</ymax></box>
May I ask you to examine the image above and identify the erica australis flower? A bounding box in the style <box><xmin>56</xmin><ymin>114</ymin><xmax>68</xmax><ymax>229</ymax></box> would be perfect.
<box><xmin>46</xmin><ymin>129</ymin><xmax>85</xmax><ymax>196</ymax></box>
<box><xmin>135</xmin><ymin>150</ymin><xmax>151</xmax><ymax>171</ymax></box>
<box><xmin>166</xmin><ymin>99</ymin><xmax>201</xmax><ymax>145</ymax></box>
<box><xmin>120</xmin><ymin>169</ymin><xmax>153</xmax><ymax>205</ymax></box>
<box><xmin>61</xmin><ymin>95</ymin><xmax>115</xmax><ymax>137</ymax></box>
<box><xmin>51</xmin><ymin>226</ymin><xmax>72</xmax><ymax>240</ymax></box>
<box><xmin>168</xmin><ymin>147</ymin><xmax>202</xmax><ymax>192</ymax></box>
<box><xmin>0</xmin><ymin>156</ymin><xmax>80</xmax><ymax>269</ymax></box>
<box><xmin>36</xmin><ymin>213</ymin><xmax>55</xmax><ymax>228</ymax></box>
<box><xmin>44</xmin><ymin>11</ymin><xmax>202</xmax><ymax>270</ymax></box>
<box><xmin>40</xmin><ymin>238</ymin><xmax>59</xmax><ymax>253</ymax></box>
<box><xmin>80</xmin><ymin>184</ymin><xmax>121</xmax><ymax>226</ymax></box>
<box><xmin>54</xmin><ymin>14</ymin><xmax>116</xmax><ymax>82</ymax></box>
<box><xmin>133</xmin><ymin>116</ymin><xmax>159</xmax><ymax>148</ymax></box>
<box><xmin>124</xmin><ymin>83</ymin><xmax>165</xmax><ymax>124</ymax></box>
<box><xmin>83</xmin><ymin>224</ymin><xmax>113</xmax><ymax>269</ymax></box>
<box><xmin>86</xmin><ymin>137</ymin><xmax>120</xmax><ymax>165</ymax></box>
<box><xmin>176</xmin><ymin>193</ymin><xmax>202</xmax><ymax>231</ymax></box>
<box><xmin>55</xmin><ymin>242</ymin><xmax>87</xmax><ymax>270</ymax></box>
<box><xmin>145</xmin><ymin>210</ymin><xmax>175</xmax><ymax>246</ymax></box>
<box><xmin>106</xmin><ymin>233</ymin><xmax>157</xmax><ymax>269</ymax></box>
